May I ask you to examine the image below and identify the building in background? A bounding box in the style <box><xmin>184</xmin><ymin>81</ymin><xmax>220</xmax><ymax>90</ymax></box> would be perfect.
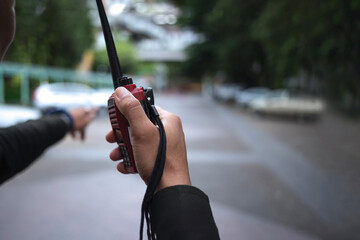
<box><xmin>90</xmin><ymin>0</ymin><xmax>200</xmax><ymax>62</ymax></box>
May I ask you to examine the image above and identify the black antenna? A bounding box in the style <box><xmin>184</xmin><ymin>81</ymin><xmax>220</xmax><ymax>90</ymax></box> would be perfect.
<box><xmin>96</xmin><ymin>0</ymin><xmax>132</xmax><ymax>89</ymax></box>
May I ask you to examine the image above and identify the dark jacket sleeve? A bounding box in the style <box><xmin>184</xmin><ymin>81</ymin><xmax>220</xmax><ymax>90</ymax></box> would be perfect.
<box><xmin>0</xmin><ymin>116</ymin><xmax>68</xmax><ymax>185</ymax></box>
<box><xmin>150</xmin><ymin>185</ymin><xmax>220</xmax><ymax>240</ymax></box>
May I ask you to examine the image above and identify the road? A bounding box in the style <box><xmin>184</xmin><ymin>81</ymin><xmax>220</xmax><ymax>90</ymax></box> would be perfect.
<box><xmin>1</xmin><ymin>93</ymin><xmax>359</xmax><ymax>240</ymax></box>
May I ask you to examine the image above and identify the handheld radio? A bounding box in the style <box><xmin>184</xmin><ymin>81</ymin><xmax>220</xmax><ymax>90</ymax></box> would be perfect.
<box><xmin>96</xmin><ymin>0</ymin><xmax>154</xmax><ymax>173</ymax></box>
<box><xmin>96</xmin><ymin>1</ymin><xmax>167</xmax><ymax>238</ymax></box>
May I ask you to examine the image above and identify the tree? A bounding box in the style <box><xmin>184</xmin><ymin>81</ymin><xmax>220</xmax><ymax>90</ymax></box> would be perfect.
<box><xmin>253</xmin><ymin>0</ymin><xmax>360</xmax><ymax>113</ymax></box>
<box><xmin>173</xmin><ymin>0</ymin><xmax>360</xmax><ymax>114</ymax></box>
<box><xmin>93</xmin><ymin>40</ymin><xmax>139</xmax><ymax>75</ymax></box>
<box><xmin>5</xmin><ymin>0</ymin><xmax>94</xmax><ymax>68</ymax></box>
<box><xmin>173</xmin><ymin>0</ymin><xmax>268</xmax><ymax>86</ymax></box>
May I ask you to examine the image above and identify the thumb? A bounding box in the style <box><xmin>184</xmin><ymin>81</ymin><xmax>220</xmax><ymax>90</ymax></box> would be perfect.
<box><xmin>114</xmin><ymin>87</ymin><xmax>152</xmax><ymax>133</ymax></box>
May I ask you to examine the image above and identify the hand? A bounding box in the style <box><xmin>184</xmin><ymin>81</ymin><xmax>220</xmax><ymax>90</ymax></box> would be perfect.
<box><xmin>106</xmin><ymin>87</ymin><xmax>191</xmax><ymax>190</ymax></box>
<box><xmin>69</xmin><ymin>107</ymin><xmax>97</xmax><ymax>140</ymax></box>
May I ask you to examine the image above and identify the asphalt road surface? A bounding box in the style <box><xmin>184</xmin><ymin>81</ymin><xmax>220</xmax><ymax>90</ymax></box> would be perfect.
<box><xmin>1</xmin><ymin>93</ymin><xmax>359</xmax><ymax>240</ymax></box>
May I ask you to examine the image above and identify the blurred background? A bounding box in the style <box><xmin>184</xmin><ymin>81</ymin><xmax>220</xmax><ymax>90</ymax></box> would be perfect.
<box><xmin>0</xmin><ymin>0</ymin><xmax>359</xmax><ymax>239</ymax></box>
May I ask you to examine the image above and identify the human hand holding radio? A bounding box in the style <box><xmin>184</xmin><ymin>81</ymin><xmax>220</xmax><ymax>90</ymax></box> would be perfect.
<box><xmin>105</xmin><ymin>87</ymin><xmax>191</xmax><ymax>190</ymax></box>
<box><xmin>97</xmin><ymin>0</ymin><xmax>191</xmax><ymax>236</ymax></box>
<box><xmin>96</xmin><ymin>0</ymin><xmax>190</xmax><ymax>191</ymax></box>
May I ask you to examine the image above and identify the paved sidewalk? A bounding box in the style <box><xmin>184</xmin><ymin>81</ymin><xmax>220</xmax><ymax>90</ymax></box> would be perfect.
<box><xmin>0</xmin><ymin>165</ymin><xmax>318</xmax><ymax>240</ymax></box>
<box><xmin>1</xmin><ymin>93</ymin><xmax>359</xmax><ymax>239</ymax></box>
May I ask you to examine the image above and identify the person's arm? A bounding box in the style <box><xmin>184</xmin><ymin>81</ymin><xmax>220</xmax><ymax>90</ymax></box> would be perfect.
<box><xmin>106</xmin><ymin>87</ymin><xmax>220</xmax><ymax>239</ymax></box>
<box><xmin>0</xmin><ymin>108</ymin><xmax>96</xmax><ymax>185</ymax></box>
<box><xmin>0</xmin><ymin>115</ymin><xmax>68</xmax><ymax>184</ymax></box>
<box><xmin>150</xmin><ymin>185</ymin><xmax>220</xmax><ymax>240</ymax></box>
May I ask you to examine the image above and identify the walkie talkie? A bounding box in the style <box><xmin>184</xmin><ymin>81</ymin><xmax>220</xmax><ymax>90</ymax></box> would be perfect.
<box><xmin>96</xmin><ymin>0</ymin><xmax>154</xmax><ymax>173</ymax></box>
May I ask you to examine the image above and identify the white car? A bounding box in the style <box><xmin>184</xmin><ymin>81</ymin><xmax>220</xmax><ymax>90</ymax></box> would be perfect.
<box><xmin>249</xmin><ymin>92</ymin><xmax>325</xmax><ymax>118</ymax></box>
<box><xmin>91</xmin><ymin>88</ymin><xmax>114</xmax><ymax>108</ymax></box>
<box><xmin>33</xmin><ymin>83</ymin><xmax>95</xmax><ymax>112</ymax></box>
<box><xmin>213</xmin><ymin>84</ymin><xmax>243</xmax><ymax>102</ymax></box>
<box><xmin>0</xmin><ymin>104</ymin><xmax>41</xmax><ymax>127</ymax></box>
<box><xmin>235</xmin><ymin>87</ymin><xmax>270</xmax><ymax>107</ymax></box>
<box><xmin>91</xmin><ymin>88</ymin><xmax>114</xmax><ymax>115</ymax></box>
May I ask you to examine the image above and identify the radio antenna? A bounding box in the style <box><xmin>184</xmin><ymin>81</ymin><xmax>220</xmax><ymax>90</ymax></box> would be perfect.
<box><xmin>96</xmin><ymin>0</ymin><xmax>132</xmax><ymax>89</ymax></box>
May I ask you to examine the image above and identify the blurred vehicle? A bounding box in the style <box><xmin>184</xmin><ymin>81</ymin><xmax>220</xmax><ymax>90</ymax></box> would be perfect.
<box><xmin>249</xmin><ymin>92</ymin><xmax>325</xmax><ymax>119</ymax></box>
<box><xmin>0</xmin><ymin>104</ymin><xmax>41</xmax><ymax>128</ymax></box>
<box><xmin>91</xmin><ymin>88</ymin><xmax>114</xmax><ymax>115</ymax></box>
<box><xmin>236</xmin><ymin>87</ymin><xmax>270</xmax><ymax>107</ymax></box>
<box><xmin>33</xmin><ymin>83</ymin><xmax>94</xmax><ymax>112</ymax></box>
<box><xmin>213</xmin><ymin>84</ymin><xmax>243</xmax><ymax>102</ymax></box>
<box><xmin>254</xmin><ymin>89</ymin><xmax>289</xmax><ymax>101</ymax></box>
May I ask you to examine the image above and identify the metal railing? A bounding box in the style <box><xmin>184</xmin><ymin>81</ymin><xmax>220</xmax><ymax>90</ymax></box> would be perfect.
<box><xmin>0</xmin><ymin>62</ymin><xmax>113</xmax><ymax>105</ymax></box>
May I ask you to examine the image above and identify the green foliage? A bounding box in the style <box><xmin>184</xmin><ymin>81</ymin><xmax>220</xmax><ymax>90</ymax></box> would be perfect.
<box><xmin>5</xmin><ymin>0</ymin><xmax>94</xmax><ymax>68</ymax></box>
<box><xmin>4</xmin><ymin>76</ymin><xmax>21</xmax><ymax>103</ymax></box>
<box><xmin>137</xmin><ymin>62</ymin><xmax>156</xmax><ymax>75</ymax></box>
<box><xmin>173</xmin><ymin>0</ymin><xmax>360</xmax><ymax>114</ymax></box>
<box><xmin>253</xmin><ymin>0</ymin><xmax>360</xmax><ymax>113</ymax></box>
<box><xmin>173</xmin><ymin>0</ymin><xmax>268</xmax><ymax>86</ymax></box>
<box><xmin>93</xmin><ymin>38</ymin><xmax>156</xmax><ymax>76</ymax></box>
<box><xmin>93</xmin><ymin>40</ymin><xmax>140</xmax><ymax>74</ymax></box>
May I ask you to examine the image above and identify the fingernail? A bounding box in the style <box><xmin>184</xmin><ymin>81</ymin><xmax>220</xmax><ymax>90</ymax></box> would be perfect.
<box><xmin>115</xmin><ymin>87</ymin><xmax>130</xmax><ymax>99</ymax></box>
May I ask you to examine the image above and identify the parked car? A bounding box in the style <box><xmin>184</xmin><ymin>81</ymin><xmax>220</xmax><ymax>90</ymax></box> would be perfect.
<box><xmin>252</xmin><ymin>89</ymin><xmax>289</xmax><ymax>102</ymax></box>
<box><xmin>213</xmin><ymin>84</ymin><xmax>243</xmax><ymax>102</ymax></box>
<box><xmin>235</xmin><ymin>87</ymin><xmax>270</xmax><ymax>107</ymax></box>
<box><xmin>0</xmin><ymin>104</ymin><xmax>41</xmax><ymax>127</ymax></box>
<box><xmin>249</xmin><ymin>92</ymin><xmax>325</xmax><ymax>119</ymax></box>
<box><xmin>33</xmin><ymin>83</ymin><xmax>95</xmax><ymax>112</ymax></box>
<box><xmin>91</xmin><ymin>88</ymin><xmax>114</xmax><ymax>115</ymax></box>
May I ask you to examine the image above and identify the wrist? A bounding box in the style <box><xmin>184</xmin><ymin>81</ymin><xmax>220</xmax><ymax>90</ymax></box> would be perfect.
<box><xmin>157</xmin><ymin>172</ymin><xmax>191</xmax><ymax>191</ymax></box>
<box><xmin>45</xmin><ymin>108</ymin><xmax>74</xmax><ymax>131</ymax></box>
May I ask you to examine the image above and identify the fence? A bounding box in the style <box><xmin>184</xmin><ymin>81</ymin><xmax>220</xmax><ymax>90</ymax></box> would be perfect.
<box><xmin>0</xmin><ymin>62</ymin><xmax>113</xmax><ymax>105</ymax></box>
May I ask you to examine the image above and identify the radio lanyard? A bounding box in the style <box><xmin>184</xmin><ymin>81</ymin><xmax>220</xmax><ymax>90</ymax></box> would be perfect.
<box><xmin>140</xmin><ymin>100</ymin><xmax>167</xmax><ymax>240</ymax></box>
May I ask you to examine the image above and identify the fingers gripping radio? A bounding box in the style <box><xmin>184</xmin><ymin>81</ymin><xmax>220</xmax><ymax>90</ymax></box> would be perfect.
<box><xmin>96</xmin><ymin>1</ymin><xmax>166</xmax><ymax>238</ymax></box>
<box><xmin>95</xmin><ymin>0</ymin><xmax>155</xmax><ymax>173</ymax></box>
<box><xmin>108</xmin><ymin>84</ymin><xmax>154</xmax><ymax>173</ymax></box>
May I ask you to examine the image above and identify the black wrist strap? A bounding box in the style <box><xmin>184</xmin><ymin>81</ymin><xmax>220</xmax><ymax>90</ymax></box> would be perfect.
<box><xmin>45</xmin><ymin>108</ymin><xmax>73</xmax><ymax>131</ymax></box>
<box><xmin>140</xmin><ymin>100</ymin><xmax>167</xmax><ymax>240</ymax></box>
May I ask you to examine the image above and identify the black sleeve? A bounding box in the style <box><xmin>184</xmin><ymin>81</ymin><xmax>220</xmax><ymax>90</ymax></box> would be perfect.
<box><xmin>0</xmin><ymin>116</ymin><xmax>69</xmax><ymax>185</ymax></box>
<box><xmin>150</xmin><ymin>185</ymin><xmax>220</xmax><ymax>240</ymax></box>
